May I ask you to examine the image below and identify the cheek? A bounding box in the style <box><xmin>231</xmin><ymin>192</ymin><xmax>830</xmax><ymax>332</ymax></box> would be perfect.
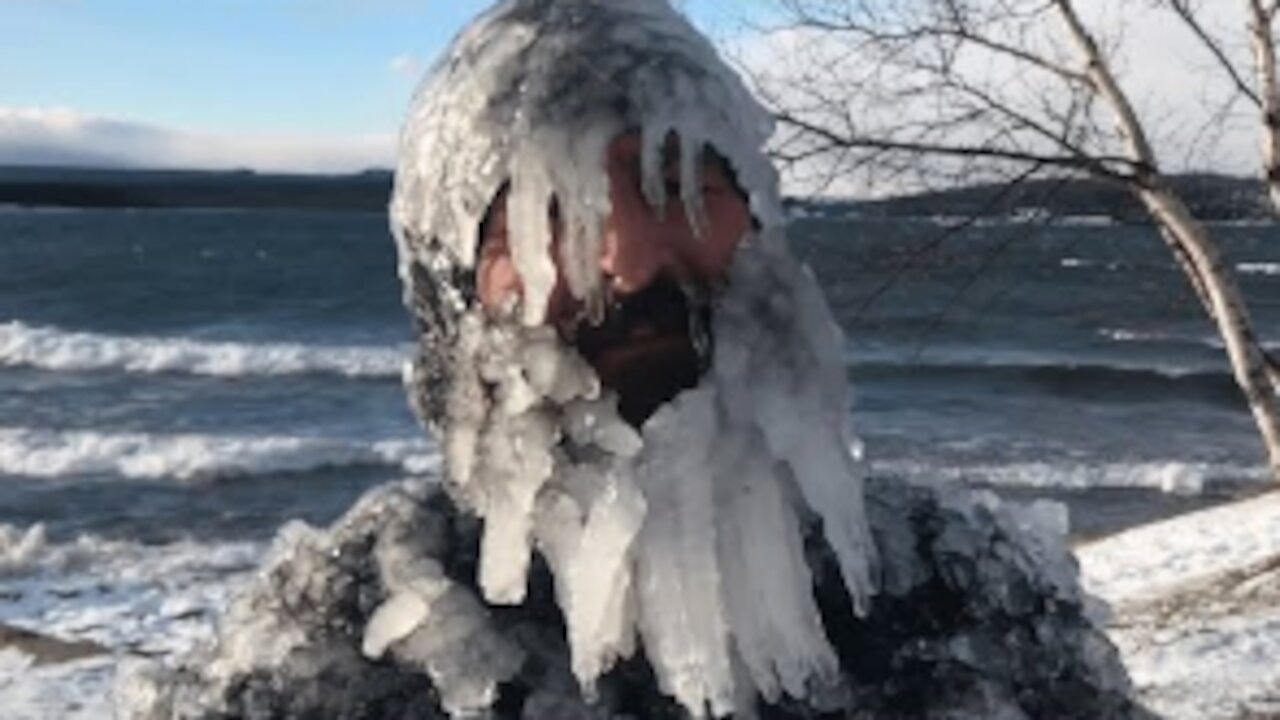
<box><xmin>478</xmin><ymin>253</ymin><xmax>522</xmax><ymax>312</ymax></box>
<box><xmin>703</xmin><ymin>197</ymin><xmax>751</xmax><ymax>274</ymax></box>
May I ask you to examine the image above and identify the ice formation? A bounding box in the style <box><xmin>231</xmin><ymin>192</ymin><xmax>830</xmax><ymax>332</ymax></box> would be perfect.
<box><xmin>388</xmin><ymin>0</ymin><xmax>877</xmax><ymax>715</ymax></box>
<box><xmin>118</xmin><ymin>473</ymin><xmax>1148</xmax><ymax>719</ymax></box>
<box><xmin>391</xmin><ymin>0</ymin><xmax>782</xmax><ymax>331</ymax></box>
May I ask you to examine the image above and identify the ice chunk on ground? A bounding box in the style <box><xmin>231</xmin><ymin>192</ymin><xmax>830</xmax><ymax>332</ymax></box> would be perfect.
<box><xmin>362</xmin><ymin>592</ymin><xmax>430</xmax><ymax>659</ymax></box>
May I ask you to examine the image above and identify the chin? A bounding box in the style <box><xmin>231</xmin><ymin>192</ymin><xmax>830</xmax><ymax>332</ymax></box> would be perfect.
<box><xmin>590</xmin><ymin>337</ymin><xmax>704</xmax><ymax>428</ymax></box>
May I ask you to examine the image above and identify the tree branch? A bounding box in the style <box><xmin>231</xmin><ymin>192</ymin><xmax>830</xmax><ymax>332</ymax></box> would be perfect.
<box><xmin>1161</xmin><ymin>0</ymin><xmax>1262</xmax><ymax>107</ymax></box>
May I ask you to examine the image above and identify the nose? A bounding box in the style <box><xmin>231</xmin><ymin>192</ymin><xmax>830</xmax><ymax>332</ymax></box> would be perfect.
<box><xmin>598</xmin><ymin>191</ymin><xmax>695</xmax><ymax>296</ymax></box>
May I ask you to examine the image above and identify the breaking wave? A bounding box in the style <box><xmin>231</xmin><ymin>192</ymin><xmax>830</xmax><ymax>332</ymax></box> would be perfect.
<box><xmin>1238</xmin><ymin>262</ymin><xmax>1280</xmax><ymax>276</ymax></box>
<box><xmin>0</xmin><ymin>522</ymin><xmax>262</xmax><ymax>581</ymax></box>
<box><xmin>878</xmin><ymin>459</ymin><xmax>1269</xmax><ymax>495</ymax></box>
<box><xmin>0</xmin><ymin>522</ymin><xmax>264</xmax><ymax>663</ymax></box>
<box><xmin>856</xmin><ymin>358</ymin><xmax>1238</xmax><ymax>405</ymax></box>
<box><xmin>1058</xmin><ymin>257</ymin><xmax>1126</xmax><ymax>271</ymax></box>
<box><xmin>1099</xmin><ymin>328</ymin><xmax>1280</xmax><ymax>356</ymax></box>
<box><xmin>0</xmin><ymin>321</ymin><xmax>407</xmax><ymax>379</ymax></box>
<box><xmin>0</xmin><ymin>427</ymin><xmax>439</xmax><ymax>482</ymax></box>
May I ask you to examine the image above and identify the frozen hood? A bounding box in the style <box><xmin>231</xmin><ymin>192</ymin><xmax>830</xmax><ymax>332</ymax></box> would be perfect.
<box><xmin>391</xmin><ymin>0</ymin><xmax>783</xmax><ymax>431</ymax></box>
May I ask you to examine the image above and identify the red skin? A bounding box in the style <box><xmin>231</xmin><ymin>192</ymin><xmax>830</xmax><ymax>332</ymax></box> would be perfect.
<box><xmin>476</xmin><ymin>133</ymin><xmax>751</xmax><ymax>393</ymax></box>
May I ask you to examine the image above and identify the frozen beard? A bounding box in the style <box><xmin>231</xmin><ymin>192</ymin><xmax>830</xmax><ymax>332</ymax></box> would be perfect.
<box><xmin>436</xmin><ymin>232</ymin><xmax>877</xmax><ymax>718</ymax></box>
<box><xmin>569</xmin><ymin>276</ymin><xmax>711</xmax><ymax>428</ymax></box>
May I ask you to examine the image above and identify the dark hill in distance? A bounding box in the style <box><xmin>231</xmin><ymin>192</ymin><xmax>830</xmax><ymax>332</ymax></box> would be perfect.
<box><xmin>0</xmin><ymin>166</ymin><xmax>394</xmax><ymax>213</ymax></box>
<box><xmin>0</xmin><ymin>166</ymin><xmax>1271</xmax><ymax>221</ymax></box>
<box><xmin>821</xmin><ymin>174</ymin><xmax>1272</xmax><ymax>222</ymax></box>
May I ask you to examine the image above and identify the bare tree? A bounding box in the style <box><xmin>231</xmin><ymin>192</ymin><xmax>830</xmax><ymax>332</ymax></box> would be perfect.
<box><xmin>1246</xmin><ymin>0</ymin><xmax>1280</xmax><ymax>216</ymax></box>
<box><xmin>748</xmin><ymin>0</ymin><xmax>1280</xmax><ymax>479</ymax></box>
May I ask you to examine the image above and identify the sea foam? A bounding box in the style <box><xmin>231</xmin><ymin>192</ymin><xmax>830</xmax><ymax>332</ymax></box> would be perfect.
<box><xmin>0</xmin><ymin>427</ymin><xmax>438</xmax><ymax>482</ymax></box>
<box><xmin>0</xmin><ymin>321</ymin><xmax>406</xmax><ymax>379</ymax></box>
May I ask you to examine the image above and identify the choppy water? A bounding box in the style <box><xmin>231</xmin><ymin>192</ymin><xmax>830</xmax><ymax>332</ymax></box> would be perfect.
<box><xmin>1</xmin><ymin>207</ymin><xmax>1277</xmax><ymax>548</ymax></box>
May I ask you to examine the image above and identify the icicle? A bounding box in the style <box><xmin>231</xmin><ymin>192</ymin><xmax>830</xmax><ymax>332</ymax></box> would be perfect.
<box><xmin>508</xmin><ymin>151</ymin><xmax>558</xmax><ymax>326</ymax></box>
<box><xmin>679</xmin><ymin>129</ymin><xmax>709</xmax><ymax>239</ymax></box>
<box><xmin>641</xmin><ymin>119</ymin><xmax>673</xmax><ymax>217</ymax></box>
<box><xmin>477</xmin><ymin>410</ymin><xmax>558</xmax><ymax>605</ymax></box>
<box><xmin>713</xmin><ymin>433</ymin><xmax>841</xmax><ymax>703</ymax></box>
<box><xmin>565</xmin><ymin>470</ymin><xmax>647</xmax><ymax>689</ymax></box>
<box><xmin>634</xmin><ymin>388</ymin><xmax>736</xmax><ymax>718</ymax></box>
<box><xmin>557</xmin><ymin>126</ymin><xmax>614</xmax><ymax>308</ymax></box>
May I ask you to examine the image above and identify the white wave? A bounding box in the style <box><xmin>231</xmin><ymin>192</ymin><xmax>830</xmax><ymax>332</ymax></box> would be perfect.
<box><xmin>1238</xmin><ymin>262</ymin><xmax>1280</xmax><ymax>276</ymax></box>
<box><xmin>1098</xmin><ymin>328</ymin><xmax>1169</xmax><ymax>343</ymax></box>
<box><xmin>0</xmin><ymin>521</ymin><xmax>264</xmax><ymax>659</ymax></box>
<box><xmin>855</xmin><ymin>345</ymin><xmax>1215</xmax><ymax>378</ymax></box>
<box><xmin>1059</xmin><ymin>257</ymin><xmax>1124</xmax><ymax>271</ymax></box>
<box><xmin>1098</xmin><ymin>328</ymin><xmax>1280</xmax><ymax>357</ymax></box>
<box><xmin>0</xmin><ymin>524</ymin><xmax>264</xmax><ymax>719</ymax></box>
<box><xmin>0</xmin><ymin>321</ymin><xmax>408</xmax><ymax>379</ymax></box>
<box><xmin>0</xmin><ymin>427</ymin><xmax>439</xmax><ymax>482</ymax></box>
<box><xmin>876</xmin><ymin>459</ymin><xmax>1269</xmax><ymax>495</ymax></box>
<box><xmin>1057</xmin><ymin>215</ymin><xmax>1115</xmax><ymax>227</ymax></box>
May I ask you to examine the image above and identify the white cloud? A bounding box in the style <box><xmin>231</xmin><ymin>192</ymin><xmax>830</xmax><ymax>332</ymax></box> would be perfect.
<box><xmin>0</xmin><ymin>107</ymin><xmax>396</xmax><ymax>174</ymax></box>
<box><xmin>389</xmin><ymin>53</ymin><xmax>423</xmax><ymax>80</ymax></box>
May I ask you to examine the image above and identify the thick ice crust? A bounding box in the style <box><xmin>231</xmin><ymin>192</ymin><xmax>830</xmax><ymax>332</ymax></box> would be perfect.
<box><xmin>121</xmin><ymin>477</ymin><xmax>1150</xmax><ymax>720</ymax></box>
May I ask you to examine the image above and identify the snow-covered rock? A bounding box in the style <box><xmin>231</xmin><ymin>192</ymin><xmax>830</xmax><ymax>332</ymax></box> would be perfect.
<box><xmin>119</xmin><ymin>476</ymin><xmax>1148</xmax><ymax>719</ymax></box>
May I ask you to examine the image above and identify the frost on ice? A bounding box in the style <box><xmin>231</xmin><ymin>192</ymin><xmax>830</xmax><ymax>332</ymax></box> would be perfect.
<box><xmin>118</xmin><ymin>0</ymin><xmax>1147</xmax><ymax>717</ymax></box>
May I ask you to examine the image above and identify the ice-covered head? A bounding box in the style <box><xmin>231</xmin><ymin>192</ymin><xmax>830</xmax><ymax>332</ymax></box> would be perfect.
<box><xmin>390</xmin><ymin>1</ymin><xmax>876</xmax><ymax>716</ymax></box>
<box><xmin>391</xmin><ymin>0</ymin><xmax>784</xmax><ymax>431</ymax></box>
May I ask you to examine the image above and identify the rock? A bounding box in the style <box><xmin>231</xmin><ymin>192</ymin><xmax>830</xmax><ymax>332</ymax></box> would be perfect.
<box><xmin>119</xmin><ymin>477</ymin><xmax>1153</xmax><ymax>719</ymax></box>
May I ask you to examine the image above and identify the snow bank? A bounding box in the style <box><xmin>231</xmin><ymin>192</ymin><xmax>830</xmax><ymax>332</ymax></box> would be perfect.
<box><xmin>1078</xmin><ymin>491</ymin><xmax>1280</xmax><ymax>718</ymax></box>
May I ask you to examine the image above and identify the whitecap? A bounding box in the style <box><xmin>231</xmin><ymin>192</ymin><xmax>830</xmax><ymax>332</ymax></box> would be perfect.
<box><xmin>875</xmin><ymin>459</ymin><xmax>1269</xmax><ymax>495</ymax></box>
<box><xmin>1238</xmin><ymin>262</ymin><xmax>1280</xmax><ymax>276</ymax></box>
<box><xmin>0</xmin><ymin>321</ymin><xmax>408</xmax><ymax>380</ymax></box>
<box><xmin>0</xmin><ymin>426</ymin><xmax>438</xmax><ymax>482</ymax></box>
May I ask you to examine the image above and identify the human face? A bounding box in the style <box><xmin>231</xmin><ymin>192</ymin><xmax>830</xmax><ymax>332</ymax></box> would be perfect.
<box><xmin>476</xmin><ymin>132</ymin><xmax>753</xmax><ymax>425</ymax></box>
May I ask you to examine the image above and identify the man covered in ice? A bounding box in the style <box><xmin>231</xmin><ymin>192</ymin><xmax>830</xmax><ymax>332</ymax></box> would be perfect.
<box><xmin>121</xmin><ymin>1</ymin><xmax>1150</xmax><ymax>718</ymax></box>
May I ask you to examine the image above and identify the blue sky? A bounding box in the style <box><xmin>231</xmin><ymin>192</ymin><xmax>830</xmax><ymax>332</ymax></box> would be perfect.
<box><xmin>0</xmin><ymin>0</ymin><xmax>760</xmax><ymax>171</ymax></box>
<box><xmin>0</xmin><ymin>0</ymin><xmax>1256</xmax><ymax>180</ymax></box>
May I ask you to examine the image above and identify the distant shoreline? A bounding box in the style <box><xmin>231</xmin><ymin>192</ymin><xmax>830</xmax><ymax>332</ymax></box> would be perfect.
<box><xmin>0</xmin><ymin>166</ymin><xmax>395</xmax><ymax>214</ymax></box>
<box><xmin>0</xmin><ymin>166</ymin><xmax>1272</xmax><ymax>220</ymax></box>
